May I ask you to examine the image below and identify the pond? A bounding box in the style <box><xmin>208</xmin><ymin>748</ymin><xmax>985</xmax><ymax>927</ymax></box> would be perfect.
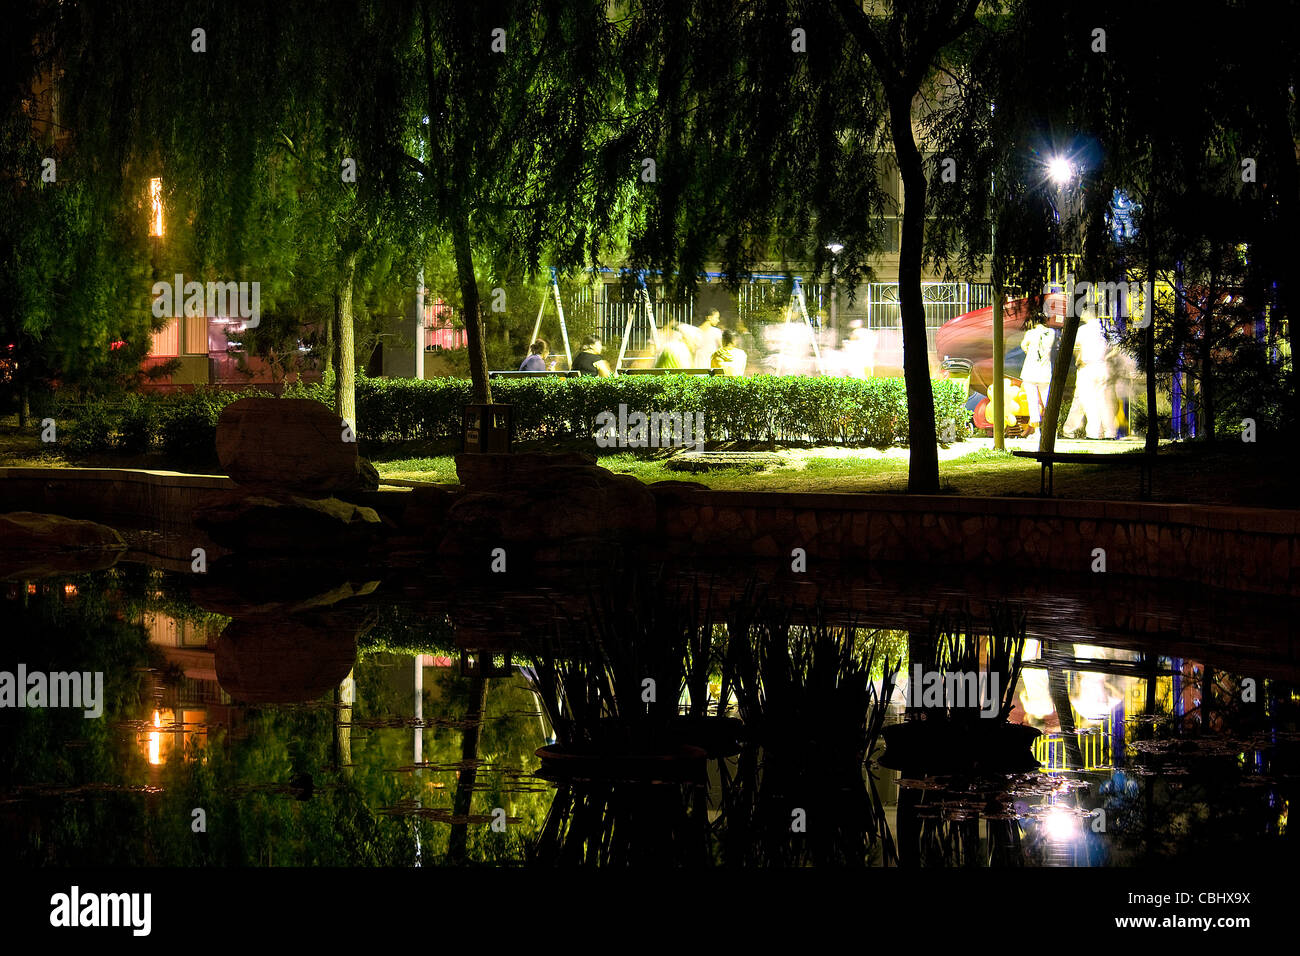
<box><xmin>1</xmin><ymin>554</ymin><xmax>1295</xmax><ymax>868</ymax></box>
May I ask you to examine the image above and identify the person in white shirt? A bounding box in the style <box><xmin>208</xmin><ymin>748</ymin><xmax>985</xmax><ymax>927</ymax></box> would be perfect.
<box><xmin>692</xmin><ymin>310</ymin><xmax>723</xmax><ymax>368</ymax></box>
<box><xmin>1065</xmin><ymin>309</ymin><xmax>1119</xmax><ymax>438</ymax></box>
<box><xmin>1018</xmin><ymin>316</ymin><xmax>1056</xmax><ymax>425</ymax></box>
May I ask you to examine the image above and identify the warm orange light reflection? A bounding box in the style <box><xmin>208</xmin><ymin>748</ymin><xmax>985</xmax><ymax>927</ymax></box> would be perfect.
<box><xmin>148</xmin><ymin>710</ymin><xmax>162</xmax><ymax>765</ymax></box>
<box><xmin>149</xmin><ymin>177</ymin><xmax>164</xmax><ymax>237</ymax></box>
<box><xmin>63</xmin><ymin>583</ymin><xmax>78</xmax><ymax>597</ymax></box>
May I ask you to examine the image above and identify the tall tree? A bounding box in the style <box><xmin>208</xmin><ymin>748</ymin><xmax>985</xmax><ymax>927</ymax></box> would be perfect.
<box><xmin>621</xmin><ymin>0</ymin><xmax>984</xmax><ymax>492</ymax></box>
<box><xmin>345</xmin><ymin>0</ymin><xmax>647</xmax><ymax>405</ymax></box>
<box><xmin>831</xmin><ymin>0</ymin><xmax>982</xmax><ymax>491</ymax></box>
<box><xmin>1</xmin><ymin>1</ymin><xmax>177</xmax><ymax>408</ymax></box>
<box><xmin>51</xmin><ymin>0</ymin><xmax>422</xmax><ymax>431</ymax></box>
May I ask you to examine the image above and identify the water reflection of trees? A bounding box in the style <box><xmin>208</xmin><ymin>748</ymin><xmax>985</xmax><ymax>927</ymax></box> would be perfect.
<box><xmin>523</xmin><ymin>570</ymin><xmax>900</xmax><ymax>866</ymax></box>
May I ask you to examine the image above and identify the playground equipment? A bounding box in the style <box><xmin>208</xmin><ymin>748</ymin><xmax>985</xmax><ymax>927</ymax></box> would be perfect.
<box><xmin>773</xmin><ymin>277</ymin><xmax>824</xmax><ymax>375</ymax></box>
<box><xmin>613</xmin><ymin>272</ymin><xmax>661</xmax><ymax>372</ymax></box>
<box><xmin>529</xmin><ymin>267</ymin><xmax>574</xmax><ymax>369</ymax></box>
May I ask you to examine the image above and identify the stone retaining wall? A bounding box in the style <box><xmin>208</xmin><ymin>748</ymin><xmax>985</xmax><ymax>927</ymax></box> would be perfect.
<box><xmin>655</xmin><ymin>489</ymin><xmax>1300</xmax><ymax>597</ymax></box>
<box><xmin>0</xmin><ymin>467</ymin><xmax>237</xmax><ymax>565</ymax></box>
<box><xmin>3</xmin><ymin>466</ymin><xmax>1296</xmax><ymax>596</ymax></box>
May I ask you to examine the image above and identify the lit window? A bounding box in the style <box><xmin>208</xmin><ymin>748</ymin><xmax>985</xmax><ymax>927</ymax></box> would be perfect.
<box><xmin>149</xmin><ymin>319</ymin><xmax>179</xmax><ymax>356</ymax></box>
<box><xmin>149</xmin><ymin>177</ymin><xmax>164</xmax><ymax>237</ymax></box>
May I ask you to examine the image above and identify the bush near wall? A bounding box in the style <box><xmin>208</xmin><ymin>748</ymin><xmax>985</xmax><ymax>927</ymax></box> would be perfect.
<box><xmin>51</xmin><ymin>377</ymin><xmax>969</xmax><ymax>458</ymax></box>
<box><xmin>58</xmin><ymin>388</ymin><xmax>274</xmax><ymax>466</ymax></box>
<box><xmin>357</xmin><ymin>375</ymin><xmax>969</xmax><ymax>447</ymax></box>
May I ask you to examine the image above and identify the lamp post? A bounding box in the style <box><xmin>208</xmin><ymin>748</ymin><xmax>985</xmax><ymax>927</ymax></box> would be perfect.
<box><xmin>826</xmin><ymin>242</ymin><xmax>844</xmax><ymax>337</ymax></box>
<box><xmin>1037</xmin><ymin>156</ymin><xmax>1081</xmax><ymax>455</ymax></box>
<box><xmin>991</xmin><ymin>178</ymin><xmax>1004</xmax><ymax>450</ymax></box>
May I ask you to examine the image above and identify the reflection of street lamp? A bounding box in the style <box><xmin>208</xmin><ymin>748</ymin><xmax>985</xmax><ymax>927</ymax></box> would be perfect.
<box><xmin>825</xmin><ymin>242</ymin><xmax>844</xmax><ymax>335</ymax></box>
<box><xmin>1043</xmin><ymin>805</ymin><xmax>1077</xmax><ymax>842</ymax></box>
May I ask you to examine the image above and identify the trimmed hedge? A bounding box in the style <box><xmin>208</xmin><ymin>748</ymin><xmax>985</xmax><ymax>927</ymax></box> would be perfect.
<box><xmin>52</xmin><ymin>376</ymin><xmax>969</xmax><ymax>459</ymax></box>
<box><xmin>358</xmin><ymin>375</ymin><xmax>968</xmax><ymax>447</ymax></box>
<box><xmin>58</xmin><ymin>387</ymin><xmax>274</xmax><ymax>466</ymax></box>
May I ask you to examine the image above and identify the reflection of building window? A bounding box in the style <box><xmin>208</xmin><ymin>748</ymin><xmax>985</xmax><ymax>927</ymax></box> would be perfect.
<box><xmin>150</xmin><ymin>318</ymin><xmax>179</xmax><ymax>356</ymax></box>
<box><xmin>149</xmin><ymin>177</ymin><xmax>164</xmax><ymax>237</ymax></box>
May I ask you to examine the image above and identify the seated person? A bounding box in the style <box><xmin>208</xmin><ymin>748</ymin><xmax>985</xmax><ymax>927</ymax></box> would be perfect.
<box><xmin>692</xmin><ymin>310</ymin><xmax>723</xmax><ymax>367</ymax></box>
<box><xmin>654</xmin><ymin>329</ymin><xmax>694</xmax><ymax>369</ymax></box>
<box><xmin>710</xmin><ymin>330</ymin><xmax>748</xmax><ymax>376</ymax></box>
<box><xmin>518</xmin><ymin>339</ymin><xmax>548</xmax><ymax>372</ymax></box>
<box><xmin>572</xmin><ymin>334</ymin><xmax>613</xmax><ymax>376</ymax></box>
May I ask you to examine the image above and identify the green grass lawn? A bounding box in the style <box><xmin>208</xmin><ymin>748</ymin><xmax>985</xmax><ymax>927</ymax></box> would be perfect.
<box><xmin>371</xmin><ymin>441</ymin><xmax>1294</xmax><ymax>506</ymax></box>
<box><xmin>2</xmin><ymin>416</ymin><xmax>1292</xmax><ymax>508</ymax></box>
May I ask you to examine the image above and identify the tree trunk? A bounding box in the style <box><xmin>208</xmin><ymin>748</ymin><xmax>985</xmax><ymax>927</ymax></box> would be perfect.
<box><xmin>1144</xmin><ymin>238</ymin><xmax>1159</xmax><ymax>453</ymax></box>
<box><xmin>452</xmin><ymin>216</ymin><xmax>492</xmax><ymax>405</ymax></box>
<box><xmin>334</xmin><ymin>669</ymin><xmax>354</xmax><ymax>780</ymax></box>
<box><xmin>889</xmin><ymin>87</ymin><xmax>939</xmax><ymax>493</ymax></box>
<box><xmin>334</xmin><ymin>247</ymin><xmax>359</xmax><ymax>430</ymax></box>
<box><xmin>323</xmin><ymin>297</ymin><xmax>334</xmax><ymax>381</ymax></box>
<box><xmin>992</xmin><ymin>246</ymin><xmax>1005</xmax><ymax>450</ymax></box>
<box><xmin>1039</xmin><ymin>307</ymin><xmax>1080</xmax><ymax>454</ymax></box>
<box><xmin>1200</xmin><ymin>295</ymin><xmax>1216</xmax><ymax>442</ymax></box>
<box><xmin>447</xmin><ymin>675</ymin><xmax>488</xmax><ymax>865</ymax></box>
<box><xmin>1045</xmin><ymin>650</ymin><xmax>1083</xmax><ymax>769</ymax></box>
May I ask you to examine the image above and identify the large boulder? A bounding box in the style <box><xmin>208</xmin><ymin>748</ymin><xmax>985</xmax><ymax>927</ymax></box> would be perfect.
<box><xmin>455</xmin><ymin>451</ymin><xmax>602</xmax><ymax>490</ymax></box>
<box><xmin>192</xmin><ymin>491</ymin><xmax>386</xmax><ymax>553</ymax></box>
<box><xmin>215</xmin><ymin>611</ymin><xmax>369</xmax><ymax>704</ymax></box>
<box><xmin>216</xmin><ymin>398</ymin><xmax>377</xmax><ymax>494</ymax></box>
<box><xmin>441</xmin><ymin>453</ymin><xmax>656</xmax><ymax>561</ymax></box>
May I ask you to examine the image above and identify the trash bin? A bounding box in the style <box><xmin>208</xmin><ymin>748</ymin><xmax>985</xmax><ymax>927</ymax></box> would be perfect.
<box><xmin>462</xmin><ymin>403</ymin><xmax>513</xmax><ymax>453</ymax></box>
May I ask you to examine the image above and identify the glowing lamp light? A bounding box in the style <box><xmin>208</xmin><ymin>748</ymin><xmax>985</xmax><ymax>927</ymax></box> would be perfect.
<box><xmin>1043</xmin><ymin>806</ymin><xmax>1077</xmax><ymax>841</ymax></box>
<box><xmin>1047</xmin><ymin>156</ymin><xmax>1075</xmax><ymax>186</ymax></box>
<box><xmin>825</xmin><ymin>242</ymin><xmax>845</xmax><ymax>255</ymax></box>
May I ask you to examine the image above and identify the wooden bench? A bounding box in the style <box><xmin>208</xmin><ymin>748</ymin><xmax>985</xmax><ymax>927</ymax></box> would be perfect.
<box><xmin>488</xmin><ymin>370</ymin><xmax>580</xmax><ymax>379</ymax></box>
<box><xmin>618</xmin><ymin>367</ymin><xmax>723</xmax><ymax>376</ymax></box>
<box><xmin>1012</xmin><ymin>449</ymin><xmax>1155</xmax><ymax>499</ymax></box>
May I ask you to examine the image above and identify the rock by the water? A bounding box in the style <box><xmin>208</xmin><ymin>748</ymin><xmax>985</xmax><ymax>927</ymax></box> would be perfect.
<box><xmin>0</xmin><ymin>512</ymin><xmax>126</xmax><ymax>553</ymax></box>
<box><xmin>192</xmin><ymin>491</ymin><xmax>386</xmax><ymax>552</ymax></box>
<box><xmin>442</xmin><ymin>453</ymin><xmax>655</xmax><ymax>560</ymax></box>
<box><xmin>454</xmin><ymin>451</ymin><xmax>600</xmax><ymax>490</ymax></box>
<box><xmin>216</xmin><ymin>398</ymin><xmax>371</xmax><ymax>494</ymax></box>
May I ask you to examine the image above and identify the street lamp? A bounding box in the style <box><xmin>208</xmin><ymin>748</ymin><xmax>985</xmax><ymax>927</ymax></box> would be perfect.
<box><xmin>1047</xmin><ymin>156</ymin><xmax>1075</xmax><ymax>187</ymax></box>
<box><xmin>1038</xmin><ymin>155</ymin><xmax>1087</xmax><ymax>455</ymax></box>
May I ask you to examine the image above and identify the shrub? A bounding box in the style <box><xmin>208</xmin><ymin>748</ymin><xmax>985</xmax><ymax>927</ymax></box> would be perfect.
<box><xmin>116</xmin><ymin>394</ymin><xmax>159</xmax><ymax>455</ymax></box>
<box><xmin>46</xmin><ymin>376</ymin><xmax>971</xmax><ymax>462</ymax></box>
<box><xmin>62</xmin><ymin>401</ymin><xmax>117</xmax><ymax>456</ymax></box>
<box><xmin>281</xmin><ymin>378</ymin><xmax>337</xmax><ymax>409</ymax></box>
<box><xmin>355</xmin><ymin>375</ymin><xmax>968</xmax><ymax>448</ymax></box>
<box><xmin>158</xmin><ymin>388</ymin><xmax>273</xmax><ymax>467</ymax></box>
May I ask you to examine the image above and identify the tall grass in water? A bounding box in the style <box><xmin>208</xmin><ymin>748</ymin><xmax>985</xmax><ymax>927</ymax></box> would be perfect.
<box><xmin>525</xmin><ymin>570</ymin><xmax>904</xmax><ymax>866</ymax></box>
<box><xmin>715</xmin><ymin>597</ymin><xmax>901</xmax><ymax>866</ymax></box>
<box><xmin>910</xmin><ymin>603</ymin><xmax>1027</xmax><ymax>724</ymax></box>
